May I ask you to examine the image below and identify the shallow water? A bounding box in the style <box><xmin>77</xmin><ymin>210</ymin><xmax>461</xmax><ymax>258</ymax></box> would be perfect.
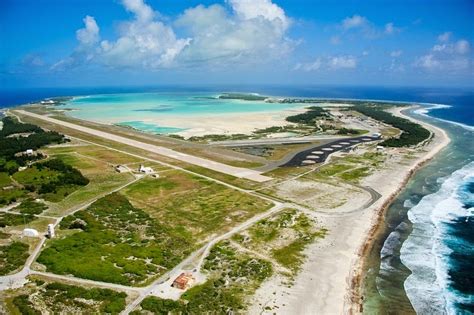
<box><xmin>59</xmin><ymin>92</ymin><xmax>305</xmax><ymax>134</ymax></box>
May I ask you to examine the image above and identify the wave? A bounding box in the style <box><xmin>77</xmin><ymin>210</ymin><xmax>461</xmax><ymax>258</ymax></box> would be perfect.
<box><xmin>415</xmin><ymin>104</ymin><xmax>474</xmax><ymax>132</ymax></box>
<box><xmin>401</xmin><ymin>162</ymin><xmax>474</xmax><ymax>314</ymax></box>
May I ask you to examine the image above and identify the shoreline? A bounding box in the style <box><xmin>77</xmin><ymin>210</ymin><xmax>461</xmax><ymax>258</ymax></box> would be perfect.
<box><xmin>246</xmin><ymin>105</ymin><xmax>451</xmax><ymax>315</ymax></box>
<box><xmin>346</xmin><ymin>106</ymin><xmax>451</xmax><ymax>314</ymax></box>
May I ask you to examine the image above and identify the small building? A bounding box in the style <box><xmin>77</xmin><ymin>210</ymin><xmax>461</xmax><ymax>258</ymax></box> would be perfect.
<box><xmin>372</xmin><ymin>132</ymin><xmax>382</xmax><ymax>138</ymax></box>
<box><xmin>376</xmin><ymin>146</ymin><xmax>385</xmax><ymax>152</ymax></box>
<box><xmin>47</xmin><ymin>224</ymin><xmax>55</xmax><ymax>238</ymax></box>
<box><xmin>25</xmin><ymin>149</ymin><xmax>34</xmax><ymax>156</ymax></box>
<box><xmin>115</xmin><ymin>165</ymin><xmax>130</xmax><ymax>173</ymax></box>
<box><xmin>139</xmin><ymin>164</ymin><xmax>154</xmax><ymax>174</ymax></box>
<box><xmin>23</xmin><ymin>228</ymin><xmax>39</xmax><ymax>237</ymax></box>
<box><xmin>172</xmin><ymin>272</ymin><xmax>195</xmax><ymax>290</ymax></box>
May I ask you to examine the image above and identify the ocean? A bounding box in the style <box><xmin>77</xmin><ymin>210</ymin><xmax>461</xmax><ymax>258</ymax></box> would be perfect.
<box><xmin>1</xmin><ymin>85</ymin><xmax>473</xmax><ymax>313</ymax></box>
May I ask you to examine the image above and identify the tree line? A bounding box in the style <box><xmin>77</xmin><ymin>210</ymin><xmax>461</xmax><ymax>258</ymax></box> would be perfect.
<box><xmin>353</xmin><ymin>105</ymin><xmax>431</xmax><ymax>147</ymax></box>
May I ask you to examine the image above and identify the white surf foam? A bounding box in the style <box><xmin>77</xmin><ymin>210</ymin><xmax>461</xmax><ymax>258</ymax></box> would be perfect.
<box><xmin>403</xmin><ymin>199</ymin><xmax>416</xmax><ymax>208</ymax></box>
<box><xmin>414</xmin><ymin>104</ymin><xmax>474</xmax><ymax>132</ymax></box>
<box><xmin>401</xmin><ymin>162</ymin><xmax>474</xmax><ymax>314</ymax></box>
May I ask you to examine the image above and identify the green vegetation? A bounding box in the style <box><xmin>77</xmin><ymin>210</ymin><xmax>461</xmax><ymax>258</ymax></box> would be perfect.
<box><xmin>286</xmin><ymin>106</ymin><xmax>329</xmax><ymax>126</ymax></box>
<box><xmin>11</xmin><ymin>158</ymin><xmax>89</xmax><ymax>202</ymax></box>
<box><xmin>0</xmin><ymin>117</ymin><xmax>66</xmax><ymax>174</ymax></box>
<box><xmin>12</xmin><ymin>295</ymin><xmax>40</xmax><ymax>315</ymax></box>
<box><xmin>37</xmin><ymin>193</ymin><xmax>192</xmax><ymax>286</ymax></box>
<box><xmin>11</xmin><ymin>282</ymin><xmax>127</xmax><ymax>314</ymax></box>
<box><xmin>0</xmin><ymin>172</ymin><xmax>12</xmax><ymax>187</ymax></box>
<box><xmin>13</xmin><ymin>198</ymin><xmax>47</xmax><ymax>215</ymax></box>
<box><xmin>122</xmin><ymin>171</ymin><xmax>272</xmax><ymax>241</ymax></box>
<box><xmin>233</xmin><ymin>210</ymin><xmax>326</xmax><ymax>275</ymax></box>
<box><xmin>337</xmin><ymin>127</ymin><xmax>367</xmax><ymax>135</ymax></box>
<box><xmin>353</xmin><ymin>104</ymin><xmax>431</xmax><ymax>147</ymax></box>
<box><xmin>188</xmin><ymin>133</ymin><xmax>249</xmax><ymax>142</ymax></box>
<box><xmin>0</xmin><ymin>241</ymin><xmax>29</xmax><ymax>275</ymax></box>
<box><xmin>0</xmin><ymin>116</ymin><xmax>42</xmax><ymax>137</ymax></box>
<box><xmin>308</xmin><ymin>152</ymin><xmax>385</xmax><ymax>183</ymax></box>
<box><xmin>139</xmin><ymin>241</ymin><xmax>272</xmax><ymax>314</ymax></box>
<box><xmin>0</xmin><ymin>117</ymin><xmax>88</xmax><ymax>206</ymax></box>
<box><xmin>0</xmin><ymin>212</ymin><xmax>36</xmax><ymax>227</ymax></box>
<box><xmin>42</xmin><ymin>145</ymin><xmax>137</xmax><ymax>216</ymax></box>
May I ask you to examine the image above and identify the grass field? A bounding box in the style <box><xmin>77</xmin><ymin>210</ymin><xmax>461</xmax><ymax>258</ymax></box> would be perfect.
<box><xmin>232</xmin><ymin>209</ymin><xmax>327</xmax><ymax>276</ymax></box>
<box><xmin>0</xmin><ymin>241</ymin><xmax>30</xmax><ymax>275</ymax></box>
<box><xmin>6</xmin><ymin>280</ymin><xmax>127</xmax><ymax>314</ymax></box>
<box><xmin>37</xmin><ymin>193</ymin><xmax>193</xmax><ymax>286</ymax></box>
<box><xmin>0</xmin><ymin>172</ymin><xmax>12</xmax><ymax>187</ymax></box>
<box><xmin>305</xmin><ymin>152</ymin><xmax>386</xmax><ymax>183</ymax></box>
<box><xmin>121</xmin><ymin>170</ymin><xmax>273</xmax><ymax>242</ymax></box>
<box><xmin>137</xmin><ymin>241</ymin><xmax>273</xmax><ymax>314</ymax></box>
<box><xmin>41</xmin><ymin>146</ymin><xmax>138</xmax><ymax>217</ymax></box>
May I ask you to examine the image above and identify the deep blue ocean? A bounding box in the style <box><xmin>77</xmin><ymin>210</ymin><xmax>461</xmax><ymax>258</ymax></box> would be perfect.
<box><xmin>1</xmin><ymin>85</ymin><xmax>473</xmax><ymax>313</ymax></box>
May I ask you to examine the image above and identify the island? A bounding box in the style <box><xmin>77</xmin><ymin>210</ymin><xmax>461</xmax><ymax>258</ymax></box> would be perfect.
<box><xmin>0</xmin><ymin>94</ymin><xmax>449</xmax><ymax>315</ymax></box>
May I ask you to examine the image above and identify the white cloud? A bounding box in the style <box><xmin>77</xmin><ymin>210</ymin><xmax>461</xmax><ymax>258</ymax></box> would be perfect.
<box><xmin>455</xmin><ymin>40</ymin><xmax>470</xmax><ymax>54</ymax></box>
<box><xmin>76</xmin><ymin>16</ymin><xmax>100</xmax><ymax>46</ymax></box>
<box><xmin>228</xmin><ymin>0</ymin><xmax>289</xmax><ymax>31</ymax></box>
<box><xmin>337</xmin><ymin>15</ymin><xmax>399</xmax><ymax>40</ymax></box>
<box><xmin>122</xmin><ymin>0</ymin><xmax>154</xmax><ymax>22</ymax></box>
<box><xmin>22</xmin><ymin>54</ymin><xmax>45</xmax><ymax>67</ymax></box>
<box><xmin>384</xmin><ymin>22</ymin><xmax>399</xmax><ymax>35</ymax></box>
<box><xmin>390</xmin><ymin>50</ymin><xmax>403</xmax><ymax>57</ymax></box>
<box><xmin>329</xmin><ymin>55</ymin><xmax>357</xmax><ymax>69</ymax></box>
<box><xmin>175</xmin><ymin>0</ymin><xmax>292</xmax><ymax>66</ymax></box>
<box><xmin>416</xmin><ymin>36</ymin><xmax>471</xmax><ymax>72</ymax></box>
<box><xmin>437</xmin><ymin>32</ymin><xmax>451</xmax><ymax>42</ymax></box>
<box><xmin>362</xmin><ymin>50</ymin><xmax>369</xmax><ymax>56</ymax></box>
<box><xmin>294</xmin><ymin>58</ymin><xmax>322</xmax><ymax>72</ymax></box>
<box><xmin>432</xmin><ymin>39</ymin><xmax>470</xmax><ymax>55</ymax></box>
<box><xmin>98</xmin><ymin>0</ymin><xmax>190</xmax><ymax>69</ymax></box>
<box><xmin>295</xmin><ymin>55</ymin><xmax>357</xmax><ymax>71</ymax></box>
<box><xmin>52</xmin><ymin>0</ymin><xmax>293</xmax><ymax>70</ymax></box>
<box><xmin>416</xmin><ymin>54</ymin><xmax>440</xmax><ymax>70</ymax></box>
<box><xmin>330</xmin><ymin>35</ymin><xmax>341</xmax><ymax>45</ymax></box>
<box><xmin>342</xmin><ymin>15</ymin><xmax>367</xmax><ymax>30</ymax></box>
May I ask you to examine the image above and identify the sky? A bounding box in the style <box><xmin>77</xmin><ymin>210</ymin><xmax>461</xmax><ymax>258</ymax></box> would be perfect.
<box><xmin>1</xmin><ymin>0</ymin><xmax>473</xmax><ymax>88</ymax></box>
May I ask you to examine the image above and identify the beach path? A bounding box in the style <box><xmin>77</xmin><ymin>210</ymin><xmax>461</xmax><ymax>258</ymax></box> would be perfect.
<box><xmin>15</xmin><ymin>110</ymin><xmax>272</xmax><ymax>183</ymax></box>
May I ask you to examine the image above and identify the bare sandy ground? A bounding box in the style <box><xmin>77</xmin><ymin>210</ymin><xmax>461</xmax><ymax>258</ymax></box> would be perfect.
<box><xmin>248</xmin><ymin>106</ymin><xmax>450</xmax><ymax>315</ymax></box>
<box><xmin>71</xmin><ymin>109</ymin><xmax>305</xmax><ymax>138</ymax></box>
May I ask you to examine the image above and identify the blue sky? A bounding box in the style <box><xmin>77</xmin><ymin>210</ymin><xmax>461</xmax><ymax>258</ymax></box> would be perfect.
<box><xmin>1</xmin><ymin>0</ymin><xmax>473</xmax><ymax>88</ymax></box>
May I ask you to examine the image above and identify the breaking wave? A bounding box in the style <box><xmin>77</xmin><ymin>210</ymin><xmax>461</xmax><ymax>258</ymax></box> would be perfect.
<box><xmin>401</xmin><ymin>162</ymin><xmax>474</xmax><ymax>314</ymax></box>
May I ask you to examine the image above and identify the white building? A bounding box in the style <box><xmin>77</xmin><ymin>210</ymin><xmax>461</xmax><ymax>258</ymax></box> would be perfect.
<box><xmin>23</xmin><ymin>228</ymin><xmax>39</xmax><ymax>237</ymax></box>
<box><xmin>25</xmin><ymin>149</ymin><xmax>34</xmax><ymax>155</ymax></box>
<box><xmin>139</xmin><ymin>165</ymin><xmax>154</xmax><ymax>174</ymax></box>
<box><xmin>47</xmin><ymin>224</ymin><xmax>55</xmax><ymax>238</ymax></box>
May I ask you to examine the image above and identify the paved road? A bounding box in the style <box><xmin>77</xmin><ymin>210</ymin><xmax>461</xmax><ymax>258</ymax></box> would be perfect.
<box><xmin>15</xmin><ymin>110</ymin><xmax>271</xmax><ymax>183</ymax></box>
<box><xmin>212</xmin><ymin>135</ymin><xmax>347</xmax><ymax>147</ymax></box>
<box><xmin>282</xmin><ymin>135</ymin><xmax>380</xmax><ymax>167</ymax></box>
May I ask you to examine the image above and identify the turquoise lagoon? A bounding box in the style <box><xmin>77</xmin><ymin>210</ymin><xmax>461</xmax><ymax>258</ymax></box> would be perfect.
<box><xmin>60</xmin><ymin>92</ymin><xmax>305</xmax><ymax>134</ymax></box>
